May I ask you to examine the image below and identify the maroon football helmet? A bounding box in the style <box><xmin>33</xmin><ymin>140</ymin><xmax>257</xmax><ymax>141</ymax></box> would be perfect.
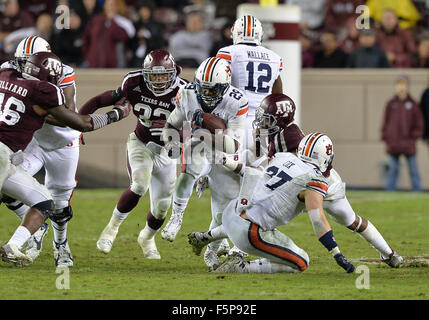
<box><xmin>253</xmin><ymin>93</ymin><xmax>296</xmax><ymax>136</ymax></box>
<box><xmin>22</xmin><ymin>52</ymin><xmax>63</xmax><ymax>85</ymax></box>
<box><xmin>142</xmin><ymin>49</ymin><xmax>180</xmax><ymax>94</ymax></box>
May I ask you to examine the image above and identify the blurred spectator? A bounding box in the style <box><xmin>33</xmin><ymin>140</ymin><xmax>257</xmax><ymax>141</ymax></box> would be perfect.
<box><xmin>375</xmin><ymin>10</ymin><xmax>417</xmax><ymax>68</ymax></box>
<box><xmin>381</xmin><ymin>75</ymin><xmax>424</xmax><ymax>191</ymax></box>
<box><xmin>0</xmin><ymin>0</ymin><xmax>35</xmax><ymax>43</ymax></box>
<box><xmin>411</xmin><ymin>35</ymin><xmax>429</xmax><ymax>68</ymax></box>
<box><xmin>156</xmin><ymin>0</ymin><xmax>189</xmax><ymax>9</ymax></box>
<box><xmin>210</xmin><ymin>20</ymin><xmax>233</xmax><ymax>57</ymax></box>
<box><xmin>420</xmin><ymin>77</ymin><xmax>429</xmax><ymax>142</ymax></box>
<box><xmin>69</xmin><ymin>0</ymin><xmax>102</xmax><ymax>26</ymax></box>
<box><xmin>313</xmin><ymin>31</ymin><xmax>348</xmax><ymax>68</ymax></box>
<box><xmin>130</xmin><ymin>0</ymin><xmax>165</xmax><ymax>67</ymax></box>
<box><xmin>19</xmin><ymin>0</ymin><xmax>56</xmax><ymax>20</ymax></box>
<box><xmin>82</xmin><ymin>0</ymin><xmax>136</xmax><ymax>68</ymax></box>
<box><xmin>366</xmin><ymin>0</ymin><xmax>420</xmax><ymax>30</ymax></box>
<box><xmin>168</xmin><ymin>11</ymin><xmax>212</xmax><ymax>68</ymax></box>
<box><xmin>324</xmin><ymin>0</ymin><xmax>365</xmax><ymax>34</ymax></box>
<box><xmin>183</xmin><ymin>0</ymin><xmax>216</xmax><ymax>29</ymax></box>
<box><xmin>347</xmin><ymin>29</ymin><xmax>389</xmax><ymax>68</ymax></box>
<box><xmin>338</xmin><ymin>16</ymin><xmax>360</xmax><ymax>54</ymax></box>
<box><xmin>51</xmin><ymin>10</ymin><xmax>85</xmax><ymax>67</ymax></box>
<box><xmin>286</xmin><ymin>0</ymin><xmax>328</xmax><ymax>30</ymax></box>
<box><xmin>412</xmin><ymin>0</ymin><xmax>429</xmax><ymax>32</ymax></box>
<box><xmin>214</xmin><ymin>0</ymin><xmax>247</xmax><ymax>22</ymax></box>
<box><xmin>300</xmin><ymin>32</ymin><xmax>314</xmax><ymax>68</ymax></box>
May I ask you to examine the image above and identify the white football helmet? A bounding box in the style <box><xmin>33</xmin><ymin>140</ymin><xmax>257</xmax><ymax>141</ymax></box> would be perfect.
<box><xmin>231</xmin><ymin>15</ymin><xmax>264</xmax><ymax>46</ymax></box>
<box><xmin>15</xmin><ymin>36</ymin><xmax>52</xmax><ymax>71</ymax></box>
<box><xmin>194</xmin><ymin>57</ymin><xmax>231</xmax><ymax>111</ymax></box>
<box><xmin>297</xmin><ymin>132</ymin><xmax>334</xmax><ymax>173</ymax></box>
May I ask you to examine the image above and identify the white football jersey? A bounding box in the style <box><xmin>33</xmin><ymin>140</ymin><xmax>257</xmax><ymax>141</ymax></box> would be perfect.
<box><xmin>1</xmin><ymin>60</ymin><xmax>81</xmax><ymax>150</ymax></box>
<box><xmin>168</xmin><ymin>82</ymin><xmax>249</xmax><ymax>147</ymax></box>
<box><xmin>216</xmin><ymin>44</ymin><xmax>283</xmax><ymax>117</ymax></box>
<box><xmin>245</xmin><ymin>152</ymin><xmax>328</xmax><ymax>231</ymax></box>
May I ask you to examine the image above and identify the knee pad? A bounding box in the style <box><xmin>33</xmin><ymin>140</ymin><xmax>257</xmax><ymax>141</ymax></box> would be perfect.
<box><xmin>50</xmin><ymin>206</ymin><xmax>74</xmax><ymax>224</ymax></box>
<box><xmin>32</xmin><ymin>200</ymin><xmax>55</xmax><ymax>220</ymax></box>
<box><xmin>130</xmin><ymin>168</ymin><xmax>151</xmax><ymax>196</ymax></box>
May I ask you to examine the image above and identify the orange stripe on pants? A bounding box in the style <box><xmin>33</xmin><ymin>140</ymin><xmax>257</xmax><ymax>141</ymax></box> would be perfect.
<box><xmin>248</xmin><ymin>223</ymin><xmax>307</xmax><ymax>271</ymax></box>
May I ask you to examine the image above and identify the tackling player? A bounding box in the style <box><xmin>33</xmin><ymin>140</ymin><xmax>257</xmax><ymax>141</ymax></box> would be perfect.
<box><xmin>189</xmin><ymin>94</ymin><xmax>403</xmax><ymax>269</ymax></box>
<box><xmin>0</xmin><ymin>52</ymin><xmax>131</xmax><ymax>267</ymax></box>
<box><xmin>190</xmin><ymin>132</ymin><xmax>355</xmax><ymax>274</ymax></box>
<box><xmin>1</xmin><ymin>36</ymin><xmax>84</xmax><ymax>267</ymax></box>
<box><xmin>79</xmin><ymin>50</ymin><xmax>187</xmax><ymax>259</ymax></box>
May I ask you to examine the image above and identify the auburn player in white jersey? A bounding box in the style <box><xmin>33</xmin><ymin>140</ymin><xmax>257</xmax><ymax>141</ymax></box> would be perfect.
<box><xmin>216</xmin><ymin>15</ymin><xmax>283</xmax><ymax>149</ymax></box>
<box><xmin>162</xmin><ymin>57</ymin><xmax>247</xmax><ymax>267</ymax></box>
<box><xmin>0</xmin><ymin>36</ymin><xmax>81</xmax><ymax>267</ymax></box>
<box><xmin>189</xmin><ymin>133</ymin><xmax>356</xmax><ymax>273</ymax></box>
<box><xmin>160</xmin><ymin>15</ymin><xmax>283</xmax><ymax>249</ymax></box>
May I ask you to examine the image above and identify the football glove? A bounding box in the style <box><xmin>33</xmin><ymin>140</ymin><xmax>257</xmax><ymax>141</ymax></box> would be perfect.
<box><xmin>191</xmin><ymin>109</ymin><xmax>203</xmax><ymax>133</ymax></box>
<box><xmin>195</xmin><ymin>176</ymin><xmax>209</xmax><ymax>198</ymax></box>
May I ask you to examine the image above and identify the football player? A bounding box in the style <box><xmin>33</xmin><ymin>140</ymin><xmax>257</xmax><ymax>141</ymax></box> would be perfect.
<box><xmin>216</xmin><ymin>15</ymin><xmax>283</xmax><ymax>149</ymax></box>
<box><xmin>190</xmin><ymin>94</ymin><xmax>403</xmax><ymax>269</ymax></box>
<box><xmin>161</xmin><ymin>15</ymin><xmax>283</xmax><ymax>247</ymax></box>
<box><xmin>79</xmin><ymin>50</ymin><xmax>187</xmax><ymax>259</ymax></box>
<box><xmin>1</xmin><ymin>36</ymin><xmax>83</xmax><ymax>267</ymax></box>
<box><xmin>0</xmin><ymin>52</ymin><xmax>131</xmax><ymax>267</ymax></box>
<box><xmin>161</xmin><ymin>57</ymin><xmax>248</xmax><ymax>267</ymax></box>
<box><xmin>190</xmin><ymin>133</ymin><xmax>356</xmax><ymax>274</ymax></box>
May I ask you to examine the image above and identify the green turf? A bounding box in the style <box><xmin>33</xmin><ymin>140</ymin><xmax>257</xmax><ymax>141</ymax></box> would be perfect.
<box><xmin>0</xmin><ymin>189</ymin><xmax>428</xmax><ymax>300</ymax></box>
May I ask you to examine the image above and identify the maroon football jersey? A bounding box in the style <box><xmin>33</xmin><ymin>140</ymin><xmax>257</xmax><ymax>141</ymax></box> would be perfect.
<box><xmin>0</xmin><ymin>68</ymin><xmax>65</xmax><ymax>152</ymax></box>
<box><xmin>268</xmin><ymin>124</ymin><xmax>305</xmax><ymax>157</ymax></box>
<box><xmin>121</xmin><ymin>70</ymin><xmax>187</xmax><ymax>145</ymax></box>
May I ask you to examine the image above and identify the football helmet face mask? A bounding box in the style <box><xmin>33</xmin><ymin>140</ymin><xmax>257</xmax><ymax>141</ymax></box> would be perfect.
<box><xmin>231</xmin><ymin>15</ymin><xmax>264</xmax><ymax>46</ymax></box>
<box><xmin>15</xmin><ymin>36</ymin><xmax>52</xmax><ymax>72</ymax></box>
<box><xmin>253</xmin><ymin>93</ymin><xmax>296</xmax><ymax>136</ymax></box>
<box><xmin>143</xmin><ymin>49</ymin><xmax>178</xmax><ymax>94</ymax></box>
<box><xmin>22</xmin><ymin>52</ymin><xmax>63</xmax><ymax>85</ymax></box>
<box><xmin>194</xmin><ymin>57</ymin><xmax>231</xmax><ymax>112</ymax></box>
<box><xmin>297</xmin><ymin>132</ymin><xmax>334</xmax><ymax>173</ymax></box>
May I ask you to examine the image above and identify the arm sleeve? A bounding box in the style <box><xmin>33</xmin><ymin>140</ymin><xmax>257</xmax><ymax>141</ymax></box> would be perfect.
<box><xmin>306</xmin><ymin>178</ymin><xmax>329</xmax><ymax>198</ymax></box>
<box><xmin>33</xmin><ymin>81</ymin><xmax>65</xmax><ymax>108</ymax></box>
<box><xmin>79</xmin><ymin>88</ymin><xmax>123</xmax><ymax>115</ymax></box>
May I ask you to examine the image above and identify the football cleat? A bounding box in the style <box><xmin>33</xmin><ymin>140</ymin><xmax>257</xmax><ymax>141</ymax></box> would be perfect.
<box><xmin>382</xmin><ymin>251</ymin><xmax>403</xmax><ymax>268</ymax></box>
<box><xmin>161</xmin><ymin>210</ymin><xmax>184</xmax><ymax>242</ymax></box>
<box><xmin>216</xmin><ymin>239</ymin><xmax>231</xmax><ymax>258</ymax></box>
<box><xmin>204</xmin><ymin>247</ymin><xmax>220</xmax><ymax>270</ymax></box>
<box><xmin>137</xmin><ymin>229</ymin><xmax>161</xmax><ymax>259</ymax></box>
<box><xmin>25</xmin><ymin>222</ymin><xmax>49</xmax><ymax>261</ymax></box>
<box><xmin>210</xmin><ymin>252</ymin><xmax>249</xmax><ymax>273</ymax></box>
<box><xmin>96</xmin><ymin>223</ymin><xmax>119</xmax><ymax>254</ymax></box>
<box><xmin>187</xmin><ymin>232</ymin><xmax>211</xmax><ymax>256</ymax></box>
<box><xmin>228</xmin><ymin>245</ymin><xmax>248</xmax><ymax>258</ymax></box>
<box><xmin>0</xmin><ymin>243</ymin><xmax>33</xmax><ymax>267</ymax></box>
<box><xmin>53</xmin><ymin>240</ymin><xmax>74</xmax><ymax>267</ymax></box>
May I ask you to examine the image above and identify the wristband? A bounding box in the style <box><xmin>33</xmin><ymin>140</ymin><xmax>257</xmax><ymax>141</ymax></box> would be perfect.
<box><xmin>318</xmin><ymin>230</ymin><xmax>338</xmax><ymax>252</ymax></box>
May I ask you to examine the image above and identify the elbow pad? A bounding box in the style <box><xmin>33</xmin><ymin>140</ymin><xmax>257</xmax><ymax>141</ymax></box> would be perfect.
<box><xmin>112</xmin><ymin>87</ymin><xmax>124</xmax><ymax>103</ymax></box>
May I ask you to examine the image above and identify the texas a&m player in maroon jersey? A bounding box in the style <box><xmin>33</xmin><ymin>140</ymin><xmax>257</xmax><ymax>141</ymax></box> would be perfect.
<box><xmin>79</xmin><ymin>49</ymin><xmax>187</xmax><ymax>259</ymax></box>
<box><xmin>0</xmin><ymin>52</ymin><xmax>131</xmax><ymax>266</ymax></box>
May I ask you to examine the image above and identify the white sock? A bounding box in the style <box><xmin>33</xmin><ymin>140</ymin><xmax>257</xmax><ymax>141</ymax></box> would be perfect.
<box><xmin>207</xmin><ymin>225</ymin><xmax>227</xmax><ymax>240</ymax></box>
<box><xmin>7</xmin><ymin>226</ymin><xmax>31</xmax><ymax>248</ymax></box>
<box><xmin>249</xmin><ymin>258</ymin><xmax>299</xmax><ymax>273</ymax></box>
<box><xmin>141</xmin><ymin>224</ymin><xmax>157</xmax><ymax>240</ymax></box>
<box><xmin>52</xmin><ymin>221</ymin><xmax>67</xmax><ymax>245</ymax></box>
<box><xmin>172</xmin><ymin>173</ymin><xmax>195</xmax><ymax>213</ymax></box>
<box><xmin>111</xmin><ymin>207</ymin><xmax>130</xmax><ymax>229</ymax></box>
<box><xmin>359</xmin><ymin>220</ymin><xmax>392</xmax><ymax>258</ymax></box>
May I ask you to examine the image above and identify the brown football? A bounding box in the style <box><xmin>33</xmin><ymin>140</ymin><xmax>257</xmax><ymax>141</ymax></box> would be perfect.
<box><xmin>202</xmin><ymin>113</ymin><xmax>226</xmax><ymax>134</ymax></box>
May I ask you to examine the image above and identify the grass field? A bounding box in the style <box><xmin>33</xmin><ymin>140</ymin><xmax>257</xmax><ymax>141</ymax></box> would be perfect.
<box><xmin>0</xmin><ymin>189</ymin><xmax>428</xmax><ymax>301</ymax></box>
